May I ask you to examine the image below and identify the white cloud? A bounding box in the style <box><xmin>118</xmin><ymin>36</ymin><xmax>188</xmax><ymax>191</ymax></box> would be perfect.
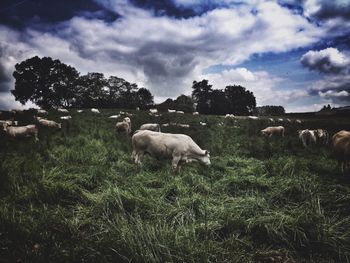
<box><xmin>0</xmin><ymin>0</ymin><xmax>342</xmax><ymax>110</ymax></box>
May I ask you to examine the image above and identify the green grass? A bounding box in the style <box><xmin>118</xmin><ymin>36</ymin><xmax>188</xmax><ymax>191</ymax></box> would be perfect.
<box><xmin>1</xmin><ymin>109</ymin><xmax>350</xmax><ymax>262</ymax></box>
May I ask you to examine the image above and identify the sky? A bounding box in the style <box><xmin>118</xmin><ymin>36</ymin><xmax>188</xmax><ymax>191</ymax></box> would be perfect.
<box><xmin>0</xmin><ymin>0</ymin><xmax>350</xmax><ymax>112</ymax></box>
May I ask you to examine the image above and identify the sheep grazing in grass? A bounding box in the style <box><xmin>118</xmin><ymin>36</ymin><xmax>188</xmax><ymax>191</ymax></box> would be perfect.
<box><xmin>261</xmin><ymin>126</ymin><xmax>285</xmax><ymax>138</ymax></box>
<box><xmin>3</xmin><ymin>123</ymin><xmax>38</xmax><ymax>142</ymax></box>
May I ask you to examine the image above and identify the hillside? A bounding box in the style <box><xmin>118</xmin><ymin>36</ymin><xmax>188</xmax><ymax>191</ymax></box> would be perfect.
<box><xmin>1</xmin><ymin>109</ymin><xmax>350</xmax><ymax>263</ymax></box>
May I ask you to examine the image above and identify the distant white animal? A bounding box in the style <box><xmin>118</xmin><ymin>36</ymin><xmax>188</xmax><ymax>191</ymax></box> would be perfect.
<box><xmin>60</xmin><ymin>116</ymin><xmax>72</xmax><ymax>120</ymax></box>
<box><xmin>140</xmin><ymin>123</ymin><xmax>161</xmax><ymax>132</ymax></box>
<box><xmin>332</xmin><ymin>130</ymin><xmax>350</xmax><ymax>172</ymax></box>
<box><xmin>58</xmin><ymin>108</ymin><xmax>69</xmax><ymax>113</ymax></box>
<box><xmin>200</xmin><ymin>122</ymin><xmax>207</xmax><ymax>126</ymax></box>
<box><xmin>193</xmin><ymin>112</ymin><xmax>199</xmax><ymax>115</ymax></box>
<box><xmin>298</xmin><ymin>129</ymin><xmax>317</xmax><ymax>147</ymax></box>
<box><xmin>136</xmin><ymin>107</ymin><xmax>140</xmax><ymax>111</ymax></box>
<box><xmin>37</xmin><ymin>109</ymin><xmax>48</xmax><ymax>115</ymax></box>
<box><xmin>149</xmin><ymin>109</ymin><xmax>158</xmax><ymax>114</ymax></box>
<box><xmin>161</xmin><ymin>123</ymin><xmax>170</xmax><ymax>127</ymax></box>
<box><xmin>131</xmin><ymin>130</ymin><xmax>211</xmax><ymax>170</ymax></box>
<box><xmin>77</xmin><ymin>110</ymin><xmax>83</xmax><ymax>113</ymax></box>
<box><xmin>109</xmin><ymin>115</ymin><xmax>120</xmax><ymax>119</ymax></box>
<box><xmin>177</xmin><ymin>123</ymin><xmax>190</xmax><ymax>128</ymax></box>
<box><xmin>168</xmin><ymin>109</ymin><xmax>176</xmax><ymax>113</ymax></box>
<box><xmin>261</xmin><ymin>126</ymin><xmax>285</xmax><ymax>137</ymax></box>
<box><xmin>295</xmin><ymin>119</ymin><xmax>302</xmax><ymax>124</ymax></box>
<box><xmin>225</xmin><ymin>114</ymin><xmax>235</xmax><ymax>118</ymax></box>
<box><xmin>0</xmin><ymin>120</ymin><xmax>18</xmax><ymax>127</ymax></box>
<box><xmin>248</xmin><ymin>116</ymin><xmax>258</xmax><ymax>120</ymax></box>
<box><xmin>269</xmin><ymin>118</ymin><xmax>275</xmax><ymax>122</ymax></box>
<box><xmin>3</xmin><ymin>123</ymin><xmax>38</xmax><ymax>141</ymax></box>
<box><xmin>176</xmin><ymin>111</ymin><xmax>185</xmax><ymax>114</ymax></box>
<box><xmin>278</xmin><ymin>118</ymin><xmax>284</xmax><ymax>122</ymax></box>
<box><xmin>286</xmin><ymin>118</ymin><xmax>292</xmax><ymax>123</ymax></box>
<box><xmin>35</xmin><ymin>116</ymin><xmax>61</xmax><ymax>129</ymax></box>
<box><xmin>116</xmin><ymin>117</ymin><xmax>131</xmax><ymax>135</ymax></box>
<box><xmin>316</xmin><ymin>129</ymin><xmax>329</xmax><ymax>145</ymax></box>
<box><xmin>91</xmin><ymin>108</ymin><xmax>100</xmax><ymax>113</ymax></box>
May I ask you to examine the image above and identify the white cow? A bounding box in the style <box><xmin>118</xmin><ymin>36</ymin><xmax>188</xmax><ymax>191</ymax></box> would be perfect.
<box><xmin>58</xmin><ymin>108</ymin><xmax>69</xmax><ymax>113</ymax></box>
<box><xmin>225</xmin><ymin>114</ymin><xmax>235</xmax><ymax>118</ymax></box>
<box><xmin>248</xmin><ymin>116</ymin><xmax>259</xmax><ymax>120</ymax></box>
<box><xmin>139</xmin><ymin>123</ymin><xmax>161</xmax><ymax>132</ymax></box>
<box><xmin>37</xmin><ymin>109</ymin><xmax>48</xmax><ymax>115</ymax></box>
<box><xmin>109</xmin><ymin>115</ymin><xmax>120</xmax><ymax>119</ymax></box>
<box><xmin>168</xmin><ymin>109</ymin><xmax>176</xmax><ymax>113</ymax></box>
<box><xmin>295</xmin><ymin>119</ymin><xmax>302</xmax><ymax>124</ymax></box>
<box><xmin>149</xmin><ymin>109</ymin><xmax>158</xmax><ymax>114</ymax></box>
<box><xmin>332</xmin><ymin>130</ymin><xmax>350</xmax><ymax>172</ymax></box>
<box><xmin>193</xmin><ymin>112</ymin><xmax>199</xmax><ymax>115</ymax></box>
<box><xmin>3</xmin><ymin>123</ymin><xmax>38</xmax><ymax>141</ymax></box>
<box><xmin>177</xmin><ymin>123</ymin><xmax>190</xmax><ymax>128</ymax></box>
<box><xmin>77</xmin><ymin>110</ymin><xmax>83</xmax><ymax>113</ymax></box>
<box><xmin>200</xmin><ymin>122</ymin><xmax>207</xmax><ymax>126</ymax></box>
<box><xmin>298</xmin><ymin>129</ymin><xmax>317</xmax><ymax>147</ymax></box>
<box><xmin>60</xmin><ymin>116</ymin><xmax>72</xmax><ymax>120</ymax></box>
<box><xmin>136</xmin><ymin>107</ymin><xmax>140</xmax><ymax>111</ymax></box>
<box><xmin>176</xmin><ymin>111</ymin><xmax>185</xmax><ymax>114</ymax></box>
<box><xmin>116</xmin><ymin>117</ymin><xmax>131</xmax><ymax>135</ymax></box>
<box><xmin>35</xmin><ymin>117</ymin><xmax>61</xmax><ymax>129</ymax></box>
<box><xmin>91</xmin><ymin>108</ymin><xmax>100</xmax><ymax>113</ymax></box>
<box><xmin>0</xmin><ymin>120</ymin><xmax>18</xmax><ymax>127</ymax></box>
<box><xmin>316</xmin><ymin>129</ymin><xmax>329</xmax><ymax>145</ymax></box>
<box><xmin>131</xmin><ymin>130</ymin><xmax>211</xmax><ymax>170</ymax></box>
<box><xmin>261</xmin><ymin>126</ymin><xmax>285</xmax><ymax>137</ymax></box>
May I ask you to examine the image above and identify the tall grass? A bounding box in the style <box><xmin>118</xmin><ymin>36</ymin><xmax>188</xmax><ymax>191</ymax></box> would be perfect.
<box><xmin>0</xmin><ymin>109</ymin><xmax>350</xmax><ymax>262</ymax></box>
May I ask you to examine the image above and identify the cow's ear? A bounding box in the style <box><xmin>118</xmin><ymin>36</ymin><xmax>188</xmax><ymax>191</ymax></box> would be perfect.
<box><xmin>205</xmin><ymin>150</ymin><xmax>210</xmax><ymax>155</ymax></box>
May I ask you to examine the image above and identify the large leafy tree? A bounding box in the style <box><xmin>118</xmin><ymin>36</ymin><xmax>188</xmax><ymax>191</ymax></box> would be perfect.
<box><xmin>224</xmin><ymin>85</ymin><xmax>256</xmax><ymax>115</ymax></box>
<box><xmin>191</xmin><ymin>80</ymin><xmax>213</xmax><ymax>114</ymax></box>
<box><xmin>75</xmin><ymin>73</ymin><xmax>108</xmax><ymax>107</ymax></box>
<box><xmin>12</xmin><ymin>56</ymin><xmax>79</xmax><ymax>109</ymax></box>
<box><xmin>136</xmin><ymin>88</ymin><xmax>154</xmax><ymax>109</ymax></box>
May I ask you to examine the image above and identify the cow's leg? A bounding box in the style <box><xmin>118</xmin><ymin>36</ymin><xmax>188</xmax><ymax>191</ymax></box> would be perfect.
<box><xmin>172</xmin><ymin>154</ymin><xmax>182</xmax><ymax>170</ymax></box>
<box><xmin>136</xmin><ymin>151</ymin><xmax>144</xmax><ymax>164</ymax></box>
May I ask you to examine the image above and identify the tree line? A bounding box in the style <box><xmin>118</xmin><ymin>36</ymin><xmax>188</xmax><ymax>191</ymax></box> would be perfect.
<box><xmin>11</xmin><ymin>56</ymin><xmax>285</xmax><ymax>115</ymax></box>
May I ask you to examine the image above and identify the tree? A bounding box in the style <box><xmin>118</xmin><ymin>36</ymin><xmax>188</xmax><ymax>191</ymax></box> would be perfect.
<box><xmin>174</xmin><ymin>95</ymin><xmax>194</xmax><ymax>113</ymax></box>
<box><xmin>224</xmin><ymin>85</ymin><xmax>256</xmax><ymax>115</ymax></box>
<box><xmin>210</xmin><ymin>89</ymin><xmax>229</xmax><ymax>115</ymax></box>
<box><xmin>191</xmin><ymin>80</ymin><xmax>213</xmax><ymax>114</ymax></box>
<box><xmin>254</xmin><ymin>105</ymin><xmax>285</xmax><ymax>116</ymax></box>
<box><xmin>75</xmin><ymin>73</ymin><xmax>107</xmax><ymax>107</ymax></box>
<box><xmin>12</xmin><ymin>56</ymin><xmax>79</xmax><ymax>109</ymax></box>
<box><xmin>136</xmin><ymin>88</ymin><xmax>154</xmax><ymax>109</ymax></box>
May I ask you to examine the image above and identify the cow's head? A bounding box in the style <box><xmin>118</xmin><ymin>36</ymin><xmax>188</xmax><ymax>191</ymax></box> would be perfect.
<box><xmin>199</xmin><ymin>150</ymin><xmax>211</xmax><ymax>166</ymax></box>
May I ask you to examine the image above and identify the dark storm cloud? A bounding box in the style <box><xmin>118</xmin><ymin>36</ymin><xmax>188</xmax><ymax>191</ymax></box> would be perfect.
<box><xmin>0</xmin><ymin>0</ymin><xmax>118</xmax><ymax>28</ymax></box>
<box><xmin>308</xmin><ymin>0</ymin><xmax>350</xmax><ymax>20</ymax></box>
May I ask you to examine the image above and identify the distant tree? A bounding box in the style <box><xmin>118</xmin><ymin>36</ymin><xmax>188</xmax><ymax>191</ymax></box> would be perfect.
<box><xmin>136</xmin><ymin>88</ymin><xmax>154</xmax><ymax>109</ymax></box>
<box><xmin>320</xmin><ymin>104</ymin><xmax>332</xmax><ymax>111</ymax></box>
<box><xmin>174</xmin><ymin>95</ymin><xmax>194</xmax><ymax>112</ymax></box>
<box><xmin>12</xmin><ymin>56</ymin><xmax>79</xmax><ymax>109</ymax></box>
<box><xmin>75</xmin><ymin>73</ymin><xmax>107</xmax><ymax>107</ymax></box>
<box><xmin>254</xmin><ymin>105</ymin><xmax>285</xmax><ymax>116</ymax></box>
<box><xmin>192</xmin><ymin>80</ymin><xmax>213</xmax><ymax>114</ymax></box>
<box><xmin>210</xmin><ymin>89</ymin><xmax>229</xmax><ymax>115</ymax></box>
<box><xmin>224</xmin><ymin>85</ymin><xmax>256</xmax><ymax>115</ymax></box>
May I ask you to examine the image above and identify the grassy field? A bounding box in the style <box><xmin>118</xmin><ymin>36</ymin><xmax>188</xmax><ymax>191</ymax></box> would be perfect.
<box><xmin>1</xmin><ymin>109</ymin><xmax>350</xmax><ymax>263</ymax></box>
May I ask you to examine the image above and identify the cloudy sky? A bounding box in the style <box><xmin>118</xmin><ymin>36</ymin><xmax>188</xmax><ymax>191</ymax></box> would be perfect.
<box><xmin>0</xmin><ymin>0</ymin><xmax>350</xmax><ymax>112</ymax></box>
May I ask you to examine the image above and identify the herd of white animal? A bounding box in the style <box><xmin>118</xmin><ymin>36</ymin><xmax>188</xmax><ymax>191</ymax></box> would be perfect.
<box><xmin>1</xmin><ymin>108</ymin><xmax>349</xmax><ymax>172</ymax></box>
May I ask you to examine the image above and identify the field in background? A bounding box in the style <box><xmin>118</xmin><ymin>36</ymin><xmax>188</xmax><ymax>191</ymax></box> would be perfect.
<box><xmin>1</xmin><ymin>109</ymin><xmax>350</xmax><ymax>263</ymax></box>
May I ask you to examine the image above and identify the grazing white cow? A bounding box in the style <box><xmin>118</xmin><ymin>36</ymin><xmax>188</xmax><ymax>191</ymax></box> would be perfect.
<box><xmin>109</xmin><ymin>115</ymin><xmax>120</xmax><ymax>119</ymax></box>
<box><xmin>140</xmin><ymin>123</ymin><xmax>161</xmax><ymax>132</ymax></box>
<box><xmin>58</xmin><ymin>108</ymin><xmax>69</xmax><ymax>113</ymax></box>
<box><xmin>3</xmin><ymin>123</ymin><xmax>38</xmax><ymax>141</ymax></box>
<box><xmin>200</xmin><ymin>122</ymin><xmax>207</xmax><ymax>126</ymax></box>
<box><xmin>176</xmin><ymin>111</ymin><xmax>185</xmax><ymax>114</ymax></box>
<box><xmin>298</xmin><ymin>129</ymin><xmax>317</xmax><ymax>147</ymax></box>
<box><xmin>295</xmin><ymin>119</ymin><xmax>302</xmax><ymax>124</ymax></box>
<box><xmin>35</xmin><ymin>117</ymin><xmax>61</xmax><ymax>129</ymax></box>
<box><xmin>248</xmin><ymin>116</ymin><xmax>259</xmax><ymax>120</ymax></box>
<box><xmin>136</xmin><ymin>107</ymin><xmax>140</xmax><ymax>111</ymax></box>
<box><xmin>131</xmin><ymin>130</ymin><xmax>210</xmax><ymax>170</ymax></box>
<box><xmin>0</xmin><ymin>120</ymin><xmax>18</xmax><ymax>127</ymax></box>
<box><xmin>168</xmin><ymin>109</ymin><xmax>176</xmax><ymax>113</ymax></box>
<box><xmin>77</xmin><ymin>110</ymin><xmax>83</xmax><ymax>113</ymax></box>
<box><xmin>193</xmin><ymin>111</ymin><xmax>199</xmax><ymax>115</ymax></box>
<box><xmin>37</xmin><ymin>109</ymin><xmax>48</xmax><ymax>115</ymax></box>
<box><xmin>261</xmin><ymin>126</ymin><xmax>285</xmax><ymax>137</ymax></box>
<box><xmin>332</xmin><ymin>130</ymin><xmax>350</xmax><ymax>172</ymax></box>
<box><xmin>149</xmin><ymin>109</ymin><xmax>158</xmax><ymax>114</ymax></box>
<box><xmin>161</xmin><ymin>123</ymin><xmax>170</xmax><ymax>127</ymax></box>
<box><xmin>177</xmin><ymin>124</ymin><xmax>190</xmax><ymax>128</ymax></box>
<box><xmin>225</xmin><ymin>114</ymin><xmax>235</xmax><ymax>118</ymax></box>
<box><xmin>316</xmin><ymin>129</ymin><xmax>329</xmax><ymax>145</ymax></box>
<box><xmin>60</xmin><ymin>116</ymin><xmax>72</xmax><ymax>120</ymax></box>
<box><xmin>91</xmin><ymin>108</ymin><xmax>100</xmax><ymax>113</ymax></box>
<box><xmin>286</xmin><ymin>118</ymin><xmax>292</xmax><ymax>123</ymax></box>
<box><xmin>116</xmin><ymin>117</ymin><xmax>131</xmax><ymax>135</ymax></box>
<box><xmin>278</xmin><ymin>118</ymin><xmax>284</xmax><ymax>122</ymax></box>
